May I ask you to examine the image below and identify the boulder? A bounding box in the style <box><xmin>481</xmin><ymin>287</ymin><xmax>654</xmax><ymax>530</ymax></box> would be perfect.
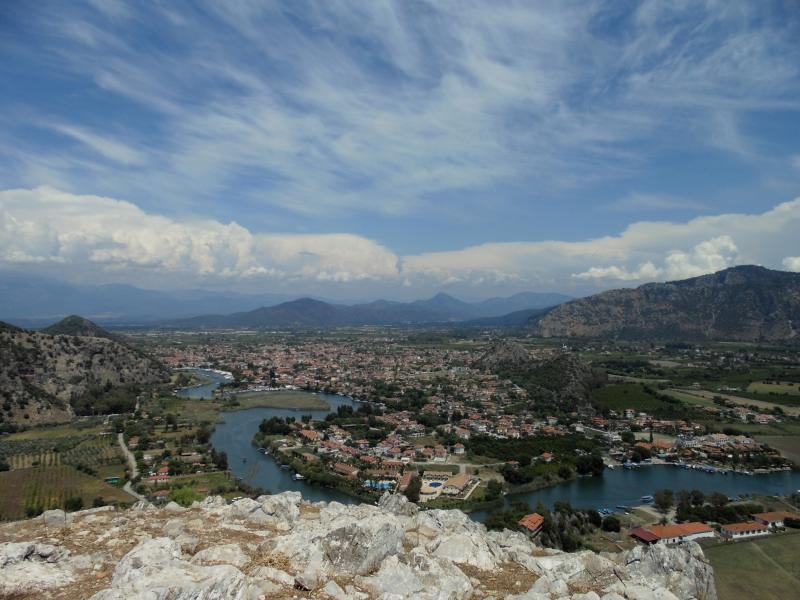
<box><xmin>358</xmin><ymin>550</ymin><xmax>473</xmax><ymax>600</ymax></box>
<box><xmin>259</xmin><ymin>491</ymin><xmax>302</xmax><ymax>524</ymax></box>
<box><xmin>42</xmin><ymin>509</ymin><xmax>72</xmax><ymax>528</ymax></box>
<box><xmin>378</xmin><ymin>492</ymin><xmax>419</xmax><ymax>517</ymax></box>
<box><xmin>0</xmin><ymin>542</ymin><xmax>74</xmax><ymax>596</ymax></box>
<box><xmin>190</xmin><ymin>544</ymin><xmax>250</xmax><ymax>568</ymax></box>
<box><xmin>320</xmin><ymin>512</ymin><xmax>404</xmax><ymax>575</ymax></box>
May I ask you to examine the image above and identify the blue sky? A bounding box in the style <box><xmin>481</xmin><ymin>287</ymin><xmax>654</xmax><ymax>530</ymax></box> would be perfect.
<box><xmin>1</xmin><ymin>0</ymin><xmax>800</xmax><ymax>299</ymax></box>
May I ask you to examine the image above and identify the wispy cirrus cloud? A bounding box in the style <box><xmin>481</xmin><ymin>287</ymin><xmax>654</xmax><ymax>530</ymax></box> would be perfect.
<box><xmin>1</xmin><ymin>1</ymin><xmax>798</xmax><ymax>219</ymax></box>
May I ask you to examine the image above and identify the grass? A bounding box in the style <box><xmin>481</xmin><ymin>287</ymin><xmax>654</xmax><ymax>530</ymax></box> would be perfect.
<box><xmin>226</xmin><ymin>391</ymin><xmax>330</xmax><ymax>411</ymax></box>
<box><xmin>704</xmin><ymin>532</ymin><xmax>800</xmax><ymax>600</ymax></box>
<box><xmin>0</xmin><ymin>465</ymin><xmax>134</xmax><ymax>521</ymax></box>
<box><xmin>677</xmin><ymin>388</ymin><xmax>800</xmax><ymax>416</ymax></box>
<box><xmin>662</xmin><ymin>388</ymin><xmax>717</xmax><ymax>407</ymax></box>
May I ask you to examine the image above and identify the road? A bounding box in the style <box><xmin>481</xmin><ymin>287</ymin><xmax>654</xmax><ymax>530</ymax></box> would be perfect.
<box><xmin>117</xmin><ymin>432</ymin><xmax>146</xmax><ymax>502</ymax></box>
<box><xmin>414</xmin><ymin>460</ymin><xmax>505</xmax><ymax>474</ymax></box>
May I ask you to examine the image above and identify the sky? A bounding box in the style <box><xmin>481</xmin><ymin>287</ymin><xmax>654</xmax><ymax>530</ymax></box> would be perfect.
<box><xmin>1</xmin><ymin>0</ymin><xmax>800</xmax><ymax>301</ymax></box>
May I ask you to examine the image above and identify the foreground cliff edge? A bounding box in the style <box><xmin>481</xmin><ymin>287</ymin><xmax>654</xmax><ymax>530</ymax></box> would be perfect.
<box><xmin>0</xmin><ymin>492</ymin><xmax>717</xmax><ymax>600</ymax></box>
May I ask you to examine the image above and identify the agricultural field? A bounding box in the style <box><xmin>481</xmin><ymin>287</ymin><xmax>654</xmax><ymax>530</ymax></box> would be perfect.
<box><xmin>704</xmin><ymin>532</ymin><xmax>800</xmax><ymax>600</ymax></box>
<box><xmin>747</xmin><ymin>380</ymin><xmax>800</xmax><ymax>395</ymax></box>
<box><xmin>754</xmin><ymin>435</ymin><xmax>800</xmax><ymax>464</ymax></box>
<box><xmin>591</xmin><ymin>383</ymin><xmax>688</xmax><ymax>417</ymax></box>
<box><xmin>0</xmin><ymin>433</ymin><xmax>122</xmax><ymax>470</ymax></box>
<box><xmin>0</xmin><ymin>465</ymin><xmax>134</xmax><ymax>521</ymax></box>
<box><xmin>675</xmin><ymin>389</ymin><xmax>800</xmax><ymax>417</ymax></box>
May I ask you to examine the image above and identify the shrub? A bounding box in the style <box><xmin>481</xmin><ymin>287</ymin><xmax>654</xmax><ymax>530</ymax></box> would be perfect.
<box><xmin>64</xmin><ymin>496</ymin><xmax>84</xmax><ymax>511</ymax></box>
<box><xmin>602</xmin><ymin>515</ymin><xmax>621</xmax><ymax>532</ymax></box>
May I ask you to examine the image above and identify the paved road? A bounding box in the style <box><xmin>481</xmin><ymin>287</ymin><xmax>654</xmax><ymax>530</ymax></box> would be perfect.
<box><xmin>414</xmin><ymin>460</ymin><xmax>505</xmax><ymax>474</ymax></box>
<box><xmin>117</xmin><ymin>432</ymin><xmax>146</xmax><ymax>502</ymax></box>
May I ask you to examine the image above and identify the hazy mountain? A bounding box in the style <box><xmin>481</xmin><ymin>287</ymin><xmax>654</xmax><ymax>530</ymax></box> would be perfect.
<box><xmin>474</xmin><ymin>292</ymin><xmax>572</xmax><ymax>316</ymax></box>
<box><xmin>0</xmin><ymin>320</ymin><xmax>168</xmax><ymax>425</ymax></box>
<box><xmin>530</xmin><ymin>265</ymin><xmax>800</xmax><ymax>341</ymax></box>
<box><xmin>168</xmin><ymin>291</ymin><xmax>570</xmax><ymax>329</ymax></box>
<box><xmin>0</xmin><ymin>273</ymin><xmax>299</xmax><ymax>324</ymax></box>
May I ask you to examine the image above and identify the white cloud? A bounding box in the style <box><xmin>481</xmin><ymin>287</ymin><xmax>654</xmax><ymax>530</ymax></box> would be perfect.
<box><xmin>783</xmin><ymin>256</ymin><xmax>800</xmax><ymax>272</ymax></box>
<box><xmin>0</xmin><ymin>187</ymin><xmax>399</xmax><ymax>285</ymax></box>
<box><xmin>51</xmin><ymin>125</ymin><xmax>147</xmax><ymax>166</ymax></box>
<box><xmin>607</xmin><ymin>193</ymin><xmax>706</xmax><ymax>212</ymax></box>
<box><xmin>1</xmin><ymin>187</ymin><xmax>799</xmax><ymax>294</ymax></box>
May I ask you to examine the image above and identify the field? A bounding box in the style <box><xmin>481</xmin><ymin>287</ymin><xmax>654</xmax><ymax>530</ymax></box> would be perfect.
<box><xmin>704</xmin><ymin>533</ymin><xmax>800</xmax><ymax>600</ymax></box>
<box><xmin>0</xmin><ymin>434</ymin><xmax>122</xmax><ymax>470</ymax></box>
<box><xmin>5</xmin><ymin>421</ymin><xmax>107</xmax><ymax>441</ymax></box>
<box><xmin>591</xmin><ymin>383</ymin><xmax>687</xmax><ymax>417</ymax></box>
<box><xmin>747</xmin><ymin>381</ymin><xmax>800</xmax><ymax>395</ymax></box>
<box><xmin>229</xmin><ymin>391</ymin><xmax>330</xmax><ymax>411</ymax></box>
<box><xmin>754</xmin><ymin>435</ymin><xmax>800</xmax><ymax>464</ymax></box>
<box><xmin>675</xmin><ymin>388</ymin><xmax>800</xmax><ymax>417</ymax></box>
<box><xmin>0</xmin><ymin>465</ymin><xmax>135</xmax><ymax>521</ymax></box>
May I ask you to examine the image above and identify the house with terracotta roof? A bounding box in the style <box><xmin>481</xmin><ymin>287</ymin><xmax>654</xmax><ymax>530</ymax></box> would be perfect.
<box><xmin>332</xmin><ymin>462</ymin><xmax>359</xmax><ymax>479</ymax></box>
<box><xmin>442</xmin><ymin>472</ymin><xmax>470</xmax><ymax>496</ymax></box>
<box><xmin>751</xmin><ymin>511</ymin><xmax>800</xmax><ymax>527</ymax></box>
<box><xmin>518</xmin><ymin>513</ymin><xmax>544</xmax><ymax>537</ymax></box>
<box><xmin>631</xmin><ymin>522</ymin><xmax>714</xmax><ymax>544</ymax></box>
<box><xmin>720</xmin><ymin>521</ymin><xmax>771</xmax><ymax>540</ymax></box>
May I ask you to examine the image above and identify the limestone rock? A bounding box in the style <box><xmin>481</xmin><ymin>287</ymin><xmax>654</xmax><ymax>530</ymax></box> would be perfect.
<box><xmin>190</xmin><ymin>543</ymin><xmax>250</xmax><ymax>568</ymax></box>
<box><xmin>378</xmin><ymin>492</ymin><xmax>419</xmax><ymax>517</ymax></box>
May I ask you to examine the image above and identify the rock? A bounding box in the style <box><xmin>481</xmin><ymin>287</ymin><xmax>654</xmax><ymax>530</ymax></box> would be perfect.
<box><xmin>260</xmin><ymin>491</ymin><xmax>302</xmax><ymax>524</ymax></box>
<box><xmin>320</xmin><ymin>513</ymin><xmax>404</xmax><ymax>574</ymax></box>
<box><xmin>322</xmin><ymin>579</ymin><xmax>349</xmax><ymax>600</ymax></box>
<box><xmin>0</xmin><ymin>542</ymin><xmax>74</xmax><ymax>596</ymax></box>
<box><xmin>129</xmin><ymin>500</ymin><xmax>156</xmax><ymax>514</ymax></box>
<box><xmin>427</xmin><ymin>531</ymin><xmax>500</xmax><ymax>570</ymax></box>
<box><xmin>359</xmin><ymin>550</ymin><xmax>473</xmax><ymax>600</ymax></box>
<box><xmin>89</xmin><ymin>537</ymin><xmax>251</xmax><ymax>600</ymax></box>
<box><xmin>378</xmin><ymin>492</ymin><xmax>419</xmax><ymax>517</ymax></box>
<box><xmin>163</xmin><ymin>501</ymin><xmax>185</xmax><ymax>513</ymax></box>
<box><xmin>163</xmin><ymin>518</ymin><xmax>185</xmax><ymax>538</ymax></box>
<box><xmin>251</xmin><ymin>565</ymin><xmax>295</xmax><ymax>587</ymax></box>
<box><xmin>42</xmin><ymin>509</ymin><xmax>72</xmax><ymax>528</ymax></box>
<box><xmin>190</xmin><ymin>544</ymin><xmax>250</xmax><ymax>568</ymax></box>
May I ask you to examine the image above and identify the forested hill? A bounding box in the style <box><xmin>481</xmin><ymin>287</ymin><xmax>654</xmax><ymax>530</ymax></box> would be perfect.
<box><xmin>530</xmin><ymin>265</ymin><xmax>800</xmax><ymax>342</ymax></box>
<box><xmin>0</xmin><ymin>321</ymin><xmax>168</xmax><ymax>426</ymax></box>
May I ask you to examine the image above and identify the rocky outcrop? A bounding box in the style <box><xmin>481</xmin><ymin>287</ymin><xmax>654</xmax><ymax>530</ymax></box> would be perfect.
<box><xmin>0</xmin><ymin>491</ymin><xmax>717</xmax><ymax>600</ymax></box>
<box><xmin>531</xmin><ymin>265</ymin><xmax>800</xmax><ymax>342</ymax></box>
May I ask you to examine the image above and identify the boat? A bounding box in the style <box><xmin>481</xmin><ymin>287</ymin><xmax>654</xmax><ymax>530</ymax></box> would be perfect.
<box><xmin>280</xmin><ymin>464</ymin><xmax>291</xmax><ymax>470</ymax></box>
<box><xmin>292</xmin><ymin>473</ymin><xmax>306</xmax><ymax>481</ymax></box>
<box><xmin>640</xmin><ymin>495</ymin><xmax>653</xmax><ymax>503</ymax></box>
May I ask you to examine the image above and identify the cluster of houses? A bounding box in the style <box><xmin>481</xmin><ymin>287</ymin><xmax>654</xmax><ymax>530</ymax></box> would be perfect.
<box><xmin>630</xmin><ymin>511</ymin><xmax>800</xmax><ymax>544</ymax></box>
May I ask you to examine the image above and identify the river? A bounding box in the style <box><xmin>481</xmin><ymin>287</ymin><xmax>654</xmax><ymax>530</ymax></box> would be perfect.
<box><xmin>176</xmin><ymin>368</ymin><xmax>232</xmax><ymax>399</ymax></box>
<box><xmin>198</xmin><ymin>372</ymin><xmax>800</xmax><ymax>519</ymax></box>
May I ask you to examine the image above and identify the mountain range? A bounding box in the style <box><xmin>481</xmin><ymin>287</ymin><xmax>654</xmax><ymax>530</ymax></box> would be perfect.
<box><xmin>167</xmin><ymin>292</ymin><xmax>571</xmax><ymax>329</ymax></box>
<box><xmin>529</xmin><ymin>265</ymin><xmax>800</xmax><ymax>342</ymax></box>
<box><xmin>0</xmin><ymin>272</ymin><xmax>570</xmax><ymax>327</ymax></box>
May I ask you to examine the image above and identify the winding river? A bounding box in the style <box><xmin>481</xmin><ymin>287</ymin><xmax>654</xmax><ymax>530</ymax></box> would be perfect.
<box><xmin>191</xmin><ymin>369</ymin><xmax>800</xmax><ymax>518</ymax></box>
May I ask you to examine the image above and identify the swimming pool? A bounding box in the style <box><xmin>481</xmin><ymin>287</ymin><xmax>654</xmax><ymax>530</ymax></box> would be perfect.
<box><xmin>428</xmin><ymin>482</ymin><xmax>442</xmax><ymax>488</ymax></box>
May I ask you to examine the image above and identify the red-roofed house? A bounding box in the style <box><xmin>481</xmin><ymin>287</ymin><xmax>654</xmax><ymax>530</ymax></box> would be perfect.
<box><xmin>518</xmin><ymin>513</ymin><xmax>544</xmax><ymax>537</ymax></box>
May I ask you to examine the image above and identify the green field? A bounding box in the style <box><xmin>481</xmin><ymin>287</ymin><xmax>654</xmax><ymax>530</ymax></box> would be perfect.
<box><xmin>228</xmin><ymin>391</ymin><xmax>330</xmax><ymax>411</ymax></box>
<box><xmin>0</xmin><ymin>465</ymin><xmax>134</xmax><ymax>521</ymax></box>
<box><xmin>704</xmin><ymin>533</ymin><xmax>800</xmax><ymax>600</ymax></box>
<box><xmin>591</xmin><ymin>383</ymin><xmax>687</xmax><ymax>417</ymax></box>
<box><xmin>755</xmin><ymin>435</ymin><xmax>800</xmax><ymax>464</ymax></box>
<box><xmin>6</xmin><ymin>421</ymin><xmax>107</xmax><ymax>441</ymax></box>
<box><xmin>747</xmin><ymin>381</ymin><xmax>800</xmax><ymax>396</ymax></box>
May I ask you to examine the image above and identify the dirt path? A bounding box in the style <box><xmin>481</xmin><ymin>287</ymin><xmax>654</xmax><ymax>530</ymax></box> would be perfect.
<box><xmin>117</xmin><ymin>432</ymin><xmax>145</xmax><ymax>502</ymax></box>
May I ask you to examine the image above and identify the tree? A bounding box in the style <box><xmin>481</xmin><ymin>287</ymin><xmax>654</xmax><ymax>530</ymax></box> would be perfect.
<box><xmin>486</xmin><ymin>479</ymin><xmax>503</xmax><ymax>500</ymax></box>
<box><xmin>620</xmin><ymin>431</ymin><xmax>635</xmax><ymax>445</ymax></box>
<box><xmin>602</xmin><ymin>515</ymin><xmax>621</xmax><ymax>532</ymax></box>
<box><xmin>558</xmin><ymin>465</ymin><xmax>573</xmax><ymax>480</ymax></box>
<box><xmin>404</xmin><ymin>475</ymin><xmax>422</xmax><ymax>503</ymax></box>
<box><xmin>690</xmin><ymin>489</ymin><xmax>705</xmax><ymax>506</ymax></box>
<box><xmin>710</xmin><ymin>492</ymin><xmax>729</xmax><ymax>509</ymax></box>
<box><xmin>653</xmin><ymin>489</ymin><xmax>674</xmax><ymax>515</ymax></box>
<box><xmin>0</xmin><ymin>461</ymin><xmax>9</xmax><ymax>472</ymax></box>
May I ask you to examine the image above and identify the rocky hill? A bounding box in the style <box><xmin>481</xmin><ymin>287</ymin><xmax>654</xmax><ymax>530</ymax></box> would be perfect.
<box><xmin>477</xmin><ymin>342</ymin><xmax>598</xmax><ymax>413</ymax></box>
<box><xmin>40</xmin><ymin>315</ymin><xmax>121</xmax><ymax>341</ymax></box>
<box><xmin>0</xmin><ymin>491</ymin><xmax>717</xmax><ymax>600</ymax></box>
<box><xmin>531</xmin><ymin>265</ymin><xmax>800</xmax><ymax>341</ymax></box>
<box><xmin>0</xmin><ymin>322</ymin><xmax>168</xmax><ymax>425</ymax></box>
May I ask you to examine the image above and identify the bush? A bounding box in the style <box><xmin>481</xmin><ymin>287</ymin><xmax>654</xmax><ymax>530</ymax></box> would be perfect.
<box><xmin>64</xmin><ymin>496</ymin><xmax>84</xmax><ymax>511</ymax></box>
<box><xmin>784</xmin><ymin>517</ymin><xmax>800</xmax><ymax>529</ymax></box>
<box><xmin>92</xmin><ymin>496</ymin><xmax>107</xmax><ymax>508</ymax></box>
<box><xmin>602</xmin><ymin>515</ymin><xmax>621</xmax><ymax>532</ymax></box>
<box><xmin>169</xmin><ymin>487</ymin><xmax>204</xmax><ymax>507</ymax></box>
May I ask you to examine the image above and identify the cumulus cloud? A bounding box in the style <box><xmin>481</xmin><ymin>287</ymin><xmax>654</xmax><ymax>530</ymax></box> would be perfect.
<box><xmin>783</xmin><ymin>256</ymin><xmax>800</xmax><ymax>272</ymax></box>
<box><xmin>1</xmin><ymin>187</ymin><xmax>799</xmax><ymax>294</ymax></box>
<box><xmin>0</xmin><ymin>187</ymin><xmax>399</xmax><ymax>285</ymax></box>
